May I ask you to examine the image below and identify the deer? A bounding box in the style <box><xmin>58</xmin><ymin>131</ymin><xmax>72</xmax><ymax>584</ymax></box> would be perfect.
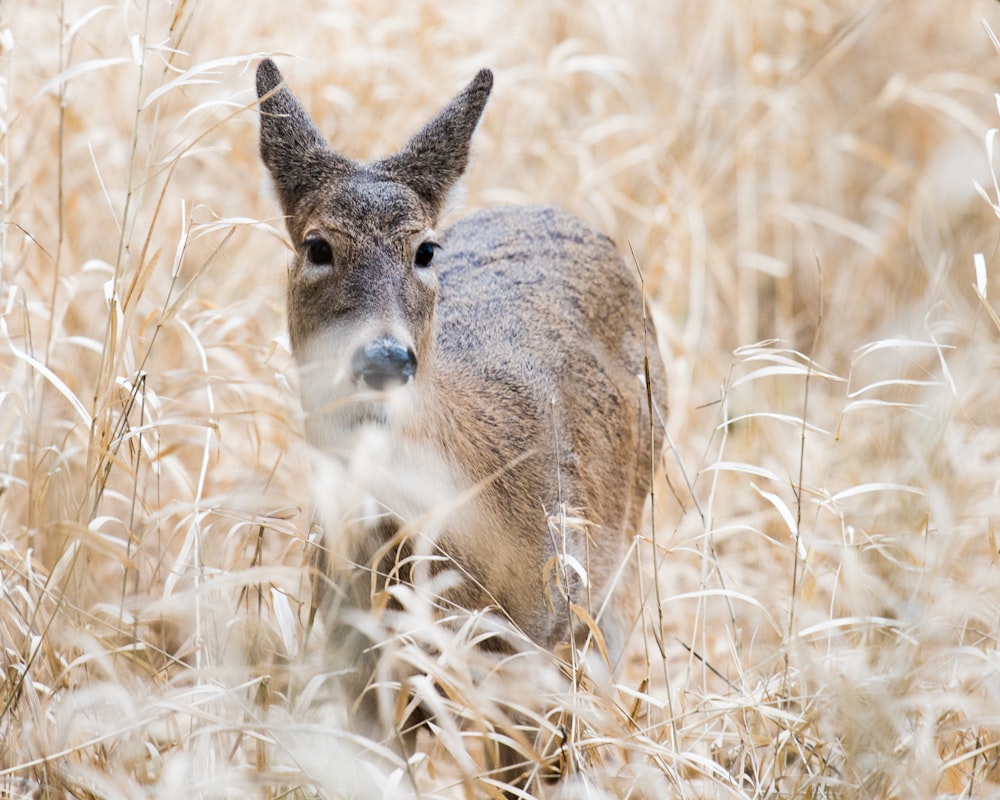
<box><xmin>255</xmin><ymin>58</ymin><xmax>668</xmax><ymax>792</ymax></box>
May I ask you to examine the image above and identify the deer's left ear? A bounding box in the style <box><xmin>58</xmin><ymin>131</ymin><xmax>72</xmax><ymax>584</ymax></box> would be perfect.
<box><xmin>375</xmin><ymin>69</ymin><xmax>493</xmax><ymax>218</ymax></box>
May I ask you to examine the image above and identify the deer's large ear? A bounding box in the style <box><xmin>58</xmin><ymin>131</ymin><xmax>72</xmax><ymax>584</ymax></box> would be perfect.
<box><xmin>376</xmin><ymin>69</ymin><xmax>493</xmax><ymax>218</ymax></box>
<box><xmin>256</xmin><ymin>59</ymin><xmax>351</xmax><ymax>219</ymax></box>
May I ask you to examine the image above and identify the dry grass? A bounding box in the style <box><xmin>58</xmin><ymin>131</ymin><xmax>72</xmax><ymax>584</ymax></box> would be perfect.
<box><xmin>2</xmin><ymin>0</ymin><xmax>1000</xmax><ymax>797</ymax></box>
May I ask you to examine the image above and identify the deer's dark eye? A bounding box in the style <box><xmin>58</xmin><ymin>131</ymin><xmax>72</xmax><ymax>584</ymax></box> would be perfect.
<box><xmin>415</xmin><ymin>242</ymin><xmax>437</xmax><ymax>268</ymax></box>
<box><xmin>304</xmin><ymin>235</ymin><xmax>333</xmax><ymax>266</ymax></box>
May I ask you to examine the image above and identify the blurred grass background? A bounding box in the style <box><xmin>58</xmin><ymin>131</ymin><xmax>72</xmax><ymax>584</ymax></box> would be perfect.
<box><xmin>2</xmin><ymin>0</ymin><xmax>1000</xmax><ymax>797</ymax></box>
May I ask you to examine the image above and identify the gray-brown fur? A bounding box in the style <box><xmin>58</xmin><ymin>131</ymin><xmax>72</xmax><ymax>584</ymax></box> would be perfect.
<box><xmin>255</xmin><ymin>58</ymin><xmax>668</xmax><ymax>785</ymax></box>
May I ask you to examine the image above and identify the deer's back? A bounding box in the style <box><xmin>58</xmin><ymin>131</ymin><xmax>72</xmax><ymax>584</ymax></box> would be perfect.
<box><xmin>437</xmin><ymin>206</ymin><xmax>656</xmax><ymax>382</ymax></box>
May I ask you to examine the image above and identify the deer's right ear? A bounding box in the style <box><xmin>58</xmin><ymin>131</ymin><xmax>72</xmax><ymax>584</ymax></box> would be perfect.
<box><xmin>256</xmin><ymin>59</ymin><xmax>349</xmax><ymax>218</ymax></box>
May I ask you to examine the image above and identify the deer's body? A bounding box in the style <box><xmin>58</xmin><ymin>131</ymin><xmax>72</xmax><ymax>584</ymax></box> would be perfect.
<box><xmin>256</xmin><ymin>60</ymin><xmax>667</xmax><ymax>780</ymax></box>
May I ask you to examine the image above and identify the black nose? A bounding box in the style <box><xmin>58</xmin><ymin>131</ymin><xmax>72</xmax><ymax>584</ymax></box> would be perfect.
<box><xmin>351</xmin><ymin>339</ymin><xmax>417</xmax><ymax>390</ymax></box>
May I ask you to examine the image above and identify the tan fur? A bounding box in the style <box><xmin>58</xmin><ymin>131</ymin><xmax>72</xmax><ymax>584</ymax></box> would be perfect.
<box><xmin>256</xmin><ymin>59</ymin><xmax>668</xmax><ymax>781</ymax></box>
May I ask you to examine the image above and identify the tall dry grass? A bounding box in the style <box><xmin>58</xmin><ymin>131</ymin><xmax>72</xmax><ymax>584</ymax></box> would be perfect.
<box><xmin>2</xmin><ymin>0</ymin><xmax>1000</xmax><ymax>797</ymax></box>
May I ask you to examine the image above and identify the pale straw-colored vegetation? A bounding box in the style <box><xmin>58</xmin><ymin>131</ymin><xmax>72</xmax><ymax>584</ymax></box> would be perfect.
<box><xmin>2</xmin><ymin>1</ymin><xmax>1000</xmax><ymax>797</ymax></box>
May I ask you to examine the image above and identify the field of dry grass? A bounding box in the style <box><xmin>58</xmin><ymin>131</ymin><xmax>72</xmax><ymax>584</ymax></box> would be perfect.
<box><xmin>2</xmin><ymin>0</ymin><xmax>1000</xmax><ymax>797</ymax></box>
